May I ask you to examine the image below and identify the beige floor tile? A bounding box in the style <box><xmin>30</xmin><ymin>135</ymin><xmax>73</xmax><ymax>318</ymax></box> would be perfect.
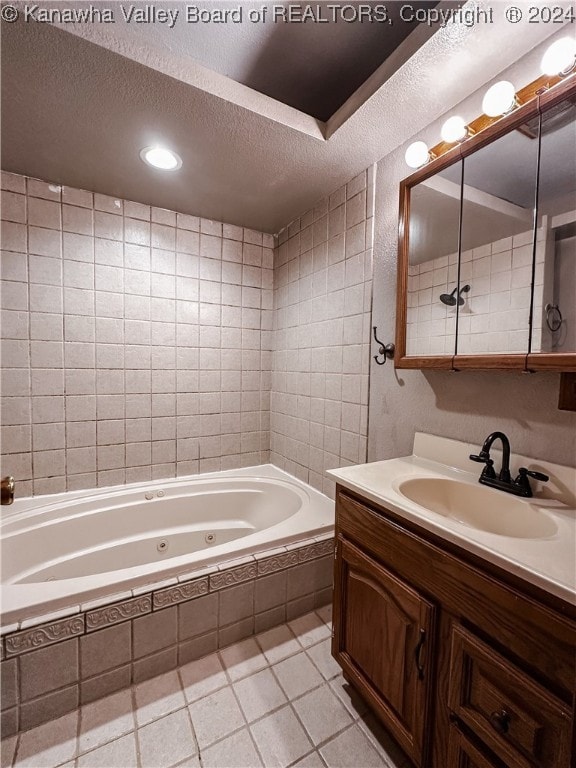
<box><xmin>14</xmin><ymin>711</ymin><xmax>78</xmax><ymax>768</ymax></box>
<box><xmin>272</xmin><ymin>652</ymin><xmax>323</xmax><ymax>700</ymax></box>
<box><xmin>77</xmin><ymin>733</ymin><xmax>137</xmax><ymax>767</ymax></box>
<box><xmin>319</xmin><ymin>725</ymin><xmax>386</xmax><ymax>768</ymax></box>
<box><xmin>168</xmin><ymin>757</ymin><xmax>201</xmax><ymax>768</ymax></box>
<box><xmin>250</xmin><ymin>705</ymin><xmax>312</xmax><ymax>768</ymax></box>
<box><xmin>289</xmin><ymin>613</ymin><xmax>331</xmax><ymax>648</ymax></box>
<box><xmin>293</xmin><ymin>685</ymin><xmax>353</xmax><ymax>745</ymax></box>
<box><xmin>1</xmin><ymin>737</ymin><xmax>17</xmax><ymax>768</ymax></box>
<box><xmin>188</xmin><ymin>686</ymin><xmax>244</xmax><ymax>749</ymax></box>
<box><xmin>315</xmin><ymin>605</ymin><xmax>332</xmax><ymax>626</ymax></box>
<box><xmin>233</xmin><ymin>669</ymin><xmax>287</xmax><ymax>723</ymax></box>
<box><xmin>138</xmin><ymin>709</ymin><xmax>196</xmax><ymax>768</ymax></box>
<box><xmin>134</xmin><ymin>670</ymin><xmax>186</xmax><ymax>726</ymax></box>
<box><xmin>293</xmin><ymin>751</ymin><xmax>327</xmax><ymax>767</ymax></box>
<box><xmin>219</xmin><ymin>638</ymin><xmax>267</xmax><ymax>682</ymax></box>
<box><xmin>306</xmin><ymin>639</ymin><xmax>341</xmax><ymax>681</ymax></box>
<box><xmin>329</xmin><ymin>677</ymin><xmax>368</xmax><ymax>720</ymax></box>
<box><xmin>179</xmin><ymin>653</ymin><xmax>228</xmax><ymax>704</ymax></box>
<box><xmin>79</xmin><ymin>689</ymin><xmax>134</xmax><ymax>753</ymax></box>
<box><xmin>357</xmin><ymin>714</ymin><xmax>410</xmax><ymax>767</ymax></box>
<box><xmin>255</xmin><ymin>624</ymin><xmax>301</xmax><ymax>665</ymax></box>
<box><xmin>201</xmin><ymin>728</ymin><xmax>263</xmax><ymax>768</ymax></box>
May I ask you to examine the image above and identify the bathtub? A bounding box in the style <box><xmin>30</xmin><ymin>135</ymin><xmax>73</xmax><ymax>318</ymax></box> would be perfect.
<box><xmin>1</xmin><ymin>464</ymin><xmax>334</xmax><ymax>626</ymax></box>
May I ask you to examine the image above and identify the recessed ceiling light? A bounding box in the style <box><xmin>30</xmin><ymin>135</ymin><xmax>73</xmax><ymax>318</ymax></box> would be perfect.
<box><xmin>140</xmin><ymin>146</ymin><xmax>182</xmax><ymax>171</ymax></box>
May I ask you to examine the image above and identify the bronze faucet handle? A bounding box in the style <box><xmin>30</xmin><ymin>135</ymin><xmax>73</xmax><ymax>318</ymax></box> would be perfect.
<box><xmin>517</xmin><ymin>468</ymin><xmax>549</xmax><ymax>483</ymax></box>
<box><xmin>1</xmin><ymin>476</ymin><xmax>15</xmax><ymax>505</ymax></box>
<box><xmin>469</xmin><ymin>454</ymin><xmax>496</xmax><ymax>478</ymax></box>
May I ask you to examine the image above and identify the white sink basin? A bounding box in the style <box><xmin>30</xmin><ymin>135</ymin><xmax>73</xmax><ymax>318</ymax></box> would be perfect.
<box><xmin>396</xmin><ymin>477</ymin><xmax>558</xmax><ymax>539</ymax></box>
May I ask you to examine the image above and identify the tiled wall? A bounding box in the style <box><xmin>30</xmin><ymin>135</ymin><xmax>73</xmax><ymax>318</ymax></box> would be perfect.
<box><xmin>0</xmin><ymin>172</ymin><xmax>274</xmax><ymax>496</ymax></box>
<box><xmin>270</xmin><ymin>168</ymin><xmax>375</xmax><ymax>497</ymax></box>
<box><xmin>406</xmin><ymin>228</ymin><xmax>549</xmax><ymax>356</ymax></box>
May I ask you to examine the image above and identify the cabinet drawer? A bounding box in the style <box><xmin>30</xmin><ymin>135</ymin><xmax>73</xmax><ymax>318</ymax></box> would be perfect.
<box><xmin>447</xmin><ymin>724</ymin><xmax>507</xmax><ymax>768</ymax></box>
<box><xmin>448</xmin><ymin>625</ymin><xmax>573</xmax><ymax>768</ymax></box>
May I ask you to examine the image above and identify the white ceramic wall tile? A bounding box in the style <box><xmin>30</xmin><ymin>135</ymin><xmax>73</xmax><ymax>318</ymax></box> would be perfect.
<box><xmin>271</xmin><ymin>167</ymin><xmax>374</xmax><ymax>498</ymax></box>
<box><xmin>0</xmin><ymin>173</ymin><xmax>271</xmax><ymax>496</ymax></box>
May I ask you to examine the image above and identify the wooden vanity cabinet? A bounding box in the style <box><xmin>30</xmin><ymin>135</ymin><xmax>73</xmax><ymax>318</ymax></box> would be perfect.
<box><xmin>331</xmin><ymin>487</ymin><xmax>576</xmax><ymax>768</ymax></box>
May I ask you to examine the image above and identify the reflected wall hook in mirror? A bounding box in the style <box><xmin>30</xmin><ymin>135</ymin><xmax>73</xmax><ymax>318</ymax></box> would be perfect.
<box><xmin>373</xmin><ymin>327</ymin><xmax>395</xmax><ymax>365</ymax></box>
<box><xmin>545</xmin><ymin>303</ymin><xmax>562</xmax><ymax>332</ymax></box>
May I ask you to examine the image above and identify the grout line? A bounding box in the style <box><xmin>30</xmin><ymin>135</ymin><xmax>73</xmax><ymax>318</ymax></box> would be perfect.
<box><xmin>220</xmin><ymin>656</ymin><xmax>267</xmax><ymax>768</ymax></box>
<box><xmin>74</xmin><ymin>694</ymin><xmax>81</xmax><ymax>767</ymax></box>
<box><xmin>129</xmin><ymin>677</ymin><xmax>141</xmax><ymax>768</ymax></box>
<box><xmin>176</xmin><ymin>664</ymin><xmax>202</xmax><ymax>766</ymax></box>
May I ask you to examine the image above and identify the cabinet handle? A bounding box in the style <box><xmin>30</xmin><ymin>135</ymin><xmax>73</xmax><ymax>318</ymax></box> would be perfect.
<box><xmin>489</xmin><ymin>709</ymin><xmax>511</xmax><ymax>735</ymax></box>
<box><xmin>414</xmin><ymin>628</ymin><xmax>426</xmax><ymax>680</ymax></box>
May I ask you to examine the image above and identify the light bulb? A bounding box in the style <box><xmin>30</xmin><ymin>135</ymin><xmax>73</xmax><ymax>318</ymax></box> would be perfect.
<box><xmin>441</xmin><ymin>116</ymin><xmax>468</xmax><ymax>143</ymax></box>
<box><xmin>541</xmin><ymin>37</ymin><xmax>576</xmax><ymax>76</ymax></box>
<box><xmin>482</xmin><ymin>81</ymin><xmax>516</xmax><ymax>117</ymax></box>
<box><xmin>405</xmin><ymin>141</ymin><xmax>430</xmax><ymax>169</ymax></box>
<box><xmin>140</xmin><ymin>147</ymin><xmax>182</xmax><ymax>171</ymax></box>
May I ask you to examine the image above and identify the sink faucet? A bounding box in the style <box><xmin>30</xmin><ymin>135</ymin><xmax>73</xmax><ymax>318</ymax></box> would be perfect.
<box><xmin>469</xmin><ymin>432</ymin><xmax>549</xmax><ymax>498</ymax></box>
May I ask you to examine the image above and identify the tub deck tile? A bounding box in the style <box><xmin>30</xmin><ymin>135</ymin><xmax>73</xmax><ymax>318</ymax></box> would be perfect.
<box><xmin>253</xmin><ymin>545</ymin><xmax>287</xmax><ymax>560</ymax></box>
<box><xmin>215</xmin><ymin>555</ymin><xmax>255</xmax><ymax>571</ymax></box>
<box><xmin>177</xmin><ymin>565</ymin><xmax>219</xmax><ymax>584</ymax></box>
<box><xmin>20</xmin><ymin>605</ymin><xmax>81</xmax><ymax>631</ymax></box>
<box><xmin>80</xmin><ymin>591</ymin><xmax>132</xmax><ymax>613</ymax></box>
<box><xmin>0</xmin><ymin>624</ymin><xmax>19</xmax><ymax>638</ymax></box>
<box><xmin>132</xmin><ymin>578</ymin><xmax>177</xmax><ymax>597</ymax></box>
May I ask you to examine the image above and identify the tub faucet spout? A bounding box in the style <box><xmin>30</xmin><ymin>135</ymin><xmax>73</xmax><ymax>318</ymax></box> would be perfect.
<box><xmin>1</xmin><ymin>476</ymin><xmax>15</xmax><ymax>505</ymax></box>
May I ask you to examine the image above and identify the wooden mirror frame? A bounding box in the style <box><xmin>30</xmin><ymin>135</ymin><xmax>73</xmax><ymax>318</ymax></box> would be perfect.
<box><xmin>395</xmin><ymin>75</ymin><xmax>576</xmax><ymax>372</ymax></box>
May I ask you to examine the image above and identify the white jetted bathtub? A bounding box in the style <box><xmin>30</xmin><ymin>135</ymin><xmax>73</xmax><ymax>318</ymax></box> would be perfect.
<box><xmin>1</xmin><ymin>465</ymin><xmax>334</xmax><ymax>624</ymax></box>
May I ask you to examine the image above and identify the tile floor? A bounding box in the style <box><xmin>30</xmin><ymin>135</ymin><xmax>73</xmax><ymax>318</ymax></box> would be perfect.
<box><xmin>1</xmin><ymin>607</ymin><xmax>412</xmax><ymax>768</ymax></box>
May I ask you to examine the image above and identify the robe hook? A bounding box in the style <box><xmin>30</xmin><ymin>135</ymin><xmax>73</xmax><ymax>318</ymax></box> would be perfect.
<box><xmin>373</xmin><ymin>327</ymin><xmax>395</xmax><ymax>366</ymax></box>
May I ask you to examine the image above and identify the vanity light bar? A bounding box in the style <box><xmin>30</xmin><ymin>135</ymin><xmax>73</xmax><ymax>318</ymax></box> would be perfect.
<box><xmin>405</xmin><ymin>37</ymin><xmax>576</xmax><ymax>169</ymax></box>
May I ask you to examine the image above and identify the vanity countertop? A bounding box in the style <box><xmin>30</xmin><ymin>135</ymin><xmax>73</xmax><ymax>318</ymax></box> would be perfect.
<box><xmin>327</xmin><ymin>433</ymin><xmax>576</xmax><ymax>606</ymax></box>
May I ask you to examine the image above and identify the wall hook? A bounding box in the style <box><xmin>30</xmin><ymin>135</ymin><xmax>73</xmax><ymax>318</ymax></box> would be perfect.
<box><xmin>373</xmin><ymin>327</ymin><xmax>395</xmax><ymax>366</ymax></box>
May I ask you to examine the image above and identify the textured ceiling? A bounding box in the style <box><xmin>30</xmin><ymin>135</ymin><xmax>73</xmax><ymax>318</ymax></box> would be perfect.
<box><xmin>1</xmin><ymin>4</ymin><xmax>567</xmax><ymax>233</ymax></box>
<box><xmin>74</xmin><ymin>1</ymin><xmax>438</xmax><ymax>122</ymax></box>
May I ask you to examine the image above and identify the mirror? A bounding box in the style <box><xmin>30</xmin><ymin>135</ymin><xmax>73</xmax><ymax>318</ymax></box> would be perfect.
<box><xmin>396</xmin><ymin>78</ymin><xmax>576</xmax><ymax>371</ymax></box>
<box><xmin>455</xmin><ymin>117</ymin><xmax>540</xmax><ymax>357</ymax></box>
<box><xmin>406</xmin><ymin>162</ymin><xmax>462</xmax><ymax>357</ymax></box>
<box><xmin>530</xmin><ymin>95</ymin><xmax>576</xmax><ymax>357</ymax></box>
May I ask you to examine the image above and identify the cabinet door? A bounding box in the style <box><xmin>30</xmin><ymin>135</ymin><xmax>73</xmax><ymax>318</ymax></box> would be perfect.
<box><xmin>332</xmin><ymin>535</ymin><xmax>435</xmax><ymax>766</ymax></box>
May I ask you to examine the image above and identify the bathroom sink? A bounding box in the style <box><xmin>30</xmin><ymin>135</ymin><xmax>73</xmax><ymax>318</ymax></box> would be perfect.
<box><xmin>396</xmin><ymin>477</ymin><xmax>558</xmax><ymax>539</ymax></box>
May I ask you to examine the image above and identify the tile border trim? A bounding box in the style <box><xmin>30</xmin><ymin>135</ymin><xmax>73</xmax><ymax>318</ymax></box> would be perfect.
<box><xmin>4</xmin><ymin>615</ymin><xmax>85</xmax><ymax>657</ymax></box>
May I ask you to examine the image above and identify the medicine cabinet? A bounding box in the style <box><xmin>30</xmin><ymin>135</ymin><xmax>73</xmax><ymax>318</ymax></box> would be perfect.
<box><xmin>395</xmin><ymin>77</ymin><xmax>576</xmax><ymax>371</ymax></box>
